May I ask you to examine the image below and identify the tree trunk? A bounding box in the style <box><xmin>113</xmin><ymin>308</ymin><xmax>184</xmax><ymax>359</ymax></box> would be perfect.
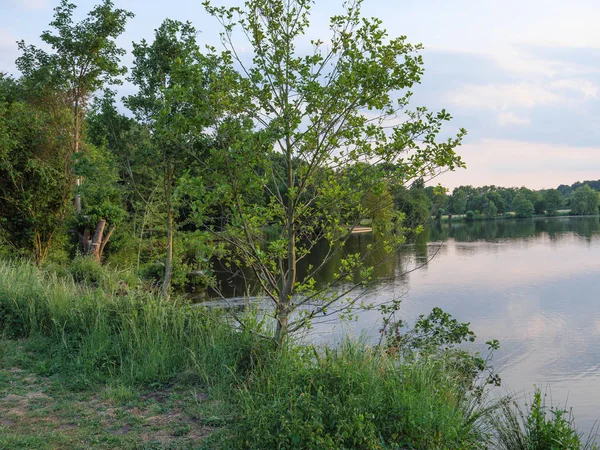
<box><xmin>33</xmin><ymin>232</ymin><xmax>50</xmax><ymax>265</ymax></box>
<box><xmin>162</xmin><ymin>166</ymin><xmax>174</xmax><ymax>299</ymax></box>
<box><xmin>274</xmin><ymin>308</ymin><xmax>289</xmax><ymax>348</ymax></box>
<box><xmin>73</xmin><ymin>97</ymin><xmax>82</xmax><ymax>214</ymax></box>
<box><xmin>274</xmin><ymin>134</ymin><xmax>296</xmax><ymax>347</ymax></box>
<box><xmin>98</xmin><ymin>224</ymin><xmax>115</xmax><ymax>261</ymax></box>
<box><xmin>90</xmin><ymin>219</ymin><xmax>106</xmax><ymax>262</ymax></box>
<box><xmin>78</xmin><ymin>220</ymin><xmax>115</xmax><ymax>262</ymax></box>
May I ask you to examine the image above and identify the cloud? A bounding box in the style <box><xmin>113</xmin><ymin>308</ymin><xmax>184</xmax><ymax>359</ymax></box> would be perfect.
<box><xmin>550</xmin><ymin>79</ymin><xmax>598</xmax><ymax>99</ymax></box>
<box><xmin>446</xmin><ymin>82</ymin><xmax>560</xmax><ymax>111</ymax></box>
<box><xmin>497</xmin><ymin>112</ymin><xmax>530</xmax><ymax>126</ymax></box>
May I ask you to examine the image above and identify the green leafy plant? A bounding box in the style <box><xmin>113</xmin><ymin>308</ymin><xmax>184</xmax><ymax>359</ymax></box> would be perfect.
<box><xmin>492</xmin><ymin>387</ymin><xmax>597</xmax><ymax>450</ymax></box>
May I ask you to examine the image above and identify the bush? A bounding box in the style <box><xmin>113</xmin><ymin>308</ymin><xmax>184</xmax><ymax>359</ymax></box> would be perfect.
<box><xmin>69</xmin><ymin>255</ymin><xmax>105</xmax><ymax>285</ymax></box>
<box><xmin>465</xmin><ymin>210</ymin><xmax>475</xmax><ymax>222</ymax></box>
<box><xmin>68</xmin><ymin>254</ymin><xmax>140</xmax><ymax>294</ymax></box>
<box><xmin>233</xmin><ymin>342</ymin><xmax>488</xmax><ymax>450</ymax></box>
<box><xmin>492</xmin><ymin>387</ymin><xmax>597</xmax><ymax>450</ymax></box>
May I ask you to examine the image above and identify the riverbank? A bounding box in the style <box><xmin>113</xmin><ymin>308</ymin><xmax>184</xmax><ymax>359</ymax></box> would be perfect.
<box><xmin>0</xmin><ymin>259</ymin><xmax>596</xmax><ymax>449</ymax></box>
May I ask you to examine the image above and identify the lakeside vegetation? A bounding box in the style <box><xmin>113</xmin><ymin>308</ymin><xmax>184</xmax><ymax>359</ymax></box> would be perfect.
<box><xmin>1</xmin><ymin>259</ymin><xmax>597</xmax><ymax>449</ymax></box>
<box><xmin>1</xmin><ymin>0</ymin><xmax>599</xmax><ymax>448</ymax></box>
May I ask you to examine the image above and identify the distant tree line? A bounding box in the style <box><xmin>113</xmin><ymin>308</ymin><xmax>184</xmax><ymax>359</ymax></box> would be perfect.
<box><xmin>437</xmin><ymin>181</ymin><xmax>600</xmax><ymax>220</ymax></box>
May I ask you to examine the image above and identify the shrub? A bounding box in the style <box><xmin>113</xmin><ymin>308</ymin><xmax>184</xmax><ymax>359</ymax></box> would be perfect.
<box><xmin>492</xmin><ymin>387</ymin><xmax>597</xmax><ymax>450</ymax></box>
<box><xmin>69</xmin><ymin>255</ymin><xmax>106</xmax><ymax>286</ymax></box>
<box><xmin>465</xmin><ymin>210</ymin><xmax>475</xmax><ymax>222</ymax></box>
<box><xmin>232</xmin><ymin>342</ymin><xmax>488</xmax><ymax>450</ymax></box>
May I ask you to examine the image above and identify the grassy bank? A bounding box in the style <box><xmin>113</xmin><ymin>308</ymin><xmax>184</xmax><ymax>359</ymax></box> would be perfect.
<box><xmin>0</xmin><ymin>260</ymin><xmax>596</xmax><ymax>449</ymax></box>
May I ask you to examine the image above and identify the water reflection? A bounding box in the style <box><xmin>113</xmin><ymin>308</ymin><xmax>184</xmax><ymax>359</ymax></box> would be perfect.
<box><xmin>208</xmin><ymin>216</ymin><xmax>600</xmax><ymax>430</ymax></box>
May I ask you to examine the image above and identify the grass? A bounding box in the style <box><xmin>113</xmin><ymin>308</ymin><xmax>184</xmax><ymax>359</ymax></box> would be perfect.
<box><xmin>0</xmin><ymin>259</ymin><xmax>597</xmax><ymax>449</ymax></box>
<box><xmin>0</xmin><ymin>260</ymin><xmax>262</xmax><ymax>387</ymax></box>
<box><xmin>0</xmin><ymin>340</ymin><xmax>221</xmax><ymax>449</ymax></box>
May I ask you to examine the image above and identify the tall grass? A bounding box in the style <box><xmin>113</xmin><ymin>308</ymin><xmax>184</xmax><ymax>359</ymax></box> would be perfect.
<box><xmin>0</xmin><ymin>259</ymin><xmax>261</xmax><ymax>387</ymax></box>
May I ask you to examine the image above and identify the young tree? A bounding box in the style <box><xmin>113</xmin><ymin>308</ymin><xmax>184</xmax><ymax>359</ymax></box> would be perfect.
<box><xmin>483</xmin><ymin>200</ymin><xmax>497</xmax><ymax>218</ymax></box>
<box><xmin>16</xmin><ymin>0</ymin><xmax>133</xmax><ymax>255</ymax></box>
<box><xmin>202</xmin><ymin>0</ymin><xmax>466</xmax><ymax>346</ymax></box>
<box><xmin>486</xmin><ymin>190</ymin><xmax>505</xmax><ymax>214</ymax></box>
<box><xmin>450</xmin><ymin>187</ymin><xmax>468</xmax><ymax>215</ymax></box>
<box><xmin>126</xmin><ymin>19</ymin><xmax>232</xmax><ymax>297</ymax></box>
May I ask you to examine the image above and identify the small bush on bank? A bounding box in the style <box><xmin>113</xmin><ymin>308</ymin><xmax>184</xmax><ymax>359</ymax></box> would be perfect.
<box><xmin>492</xmin><ymin>387</ymin><xmax>597</xmax><ymax>450</ymax></box>
<box><xmin>69</xmin><ymin>254</ymin><xmax>106</xmax><ymax>285</ymax></box>
<box><xmin>67</xmin><ymin>254</ymin><xmax>141</xmax><ymax>293</ymax></box>
<box><xmin>232</xmin><ymin>342</ymin><xmax>489</xmax><ymax>450</ymax></box>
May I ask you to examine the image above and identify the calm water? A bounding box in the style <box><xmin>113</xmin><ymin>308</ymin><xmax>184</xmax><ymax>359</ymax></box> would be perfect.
<box><xmin>209</xmin><ymin>216</ymin><xmax>600</xmax><ymax>429</ymax></box>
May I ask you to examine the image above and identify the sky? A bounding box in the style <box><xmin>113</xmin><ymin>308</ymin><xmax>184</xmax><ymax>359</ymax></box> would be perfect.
<box><xmin>2</xmin><ymin>0</ymin><xmax>600</xmax><ymax>190</ymax></box>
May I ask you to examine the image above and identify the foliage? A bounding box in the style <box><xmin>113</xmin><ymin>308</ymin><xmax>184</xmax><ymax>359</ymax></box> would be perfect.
<box><xmin>199</xmin><ymin>0</ymin><xmax>466</xmax><ymax>345</ymax></box>
<box><xmin>449</xmin><ymin>187</ymin><xmax>468</xmax><ymax>215</ymax></box>
<box><xmin>16</xmin><ymin>0</ymin><xmax>133</xmax><ymax>103</ymax></box>
<box><xmin>483</xmin><ymin>200</ymin><xmax>498</xmax><ymax>218</ymax></box>
<box><xmin>545</xmin><ymin>189</ymin><xmax>563</xmax><ymax>215</ymax></box>
<box><xmin>465</xmin><ymin>210</ymin><xmax>475</xmax><ymax>221</ymax></box>
<box><xmin>492</xmin><ymin>388</ymin><xmax>597</xmax><ymax>450</ymax></box>
<box><xmin>4</xmin><ymin>0</ymin><xmax>133</xmax><ymax>262</ymax></box>
<box><xmin>512</xmin><ymin>194</ymin><xmax>535</xmax><ymax>218</ymax></box>
<box><xmin>126</xmin><ymin>18</ymin><xmax>233</xmax><ymax>296</ymax></box>
<box><xmin>233</xmin><ymin>342</ymin><xmax>488</xmax><ymax>450</ymax></box>
<box><xmin>392</xmin><ymin>179</ymin><xmax>432</xmax><ymax>231</ymax></box>
<box><xmin>361</xmin><ymin>183</ymin><xmax>396</xmax><ymax>235</ymax></box>
<box><xmin>0</xmin><ymin>76</ymin><xmax>72</xmax><ymax>262</ymax></box>
<box><xmin>570</xmin><ymin>185</ymin><xmax>599</xmax><ymax>216</ymax></box>
<box><xmin>381</xmin><ymin>306</ymin><xmax>501</xmax><ymax>391</ymax></box>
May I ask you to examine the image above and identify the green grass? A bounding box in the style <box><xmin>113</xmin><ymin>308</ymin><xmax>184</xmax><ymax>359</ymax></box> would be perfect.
<box><xmin>0</xmin><ymin>339</ymin><xmax>226</xmax><ymax>449</ymax></box>
<box><xmin>0</xmin><ymin>260</ymin><xmax>262</xmax><ymax>387</ymax></box>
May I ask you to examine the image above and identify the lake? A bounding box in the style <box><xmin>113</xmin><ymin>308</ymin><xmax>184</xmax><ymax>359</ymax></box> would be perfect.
<box><xmin>208</xmin><ymin>216</ymin><xmax>600</xmax><ymax>430</ymax></box>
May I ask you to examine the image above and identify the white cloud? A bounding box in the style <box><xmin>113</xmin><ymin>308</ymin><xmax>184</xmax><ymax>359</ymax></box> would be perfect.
<box><xmin>446</xmin><ymin>82</ymin><xmax>560</xmax><ymax>111</ymax></box>
<box><xmin>490</xmin><ymin>47</ymin><xmax>598</xmax><ymax>79</ymax></box>
<box><xmin>551</xmin><ymin>79</ymin><xmax>598</xmax><ymax>99</ymax></box>
<box><xmin>497</xmin><ymin>112</ymin><xmax>531</xmax><ymax>127</ymax></box>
